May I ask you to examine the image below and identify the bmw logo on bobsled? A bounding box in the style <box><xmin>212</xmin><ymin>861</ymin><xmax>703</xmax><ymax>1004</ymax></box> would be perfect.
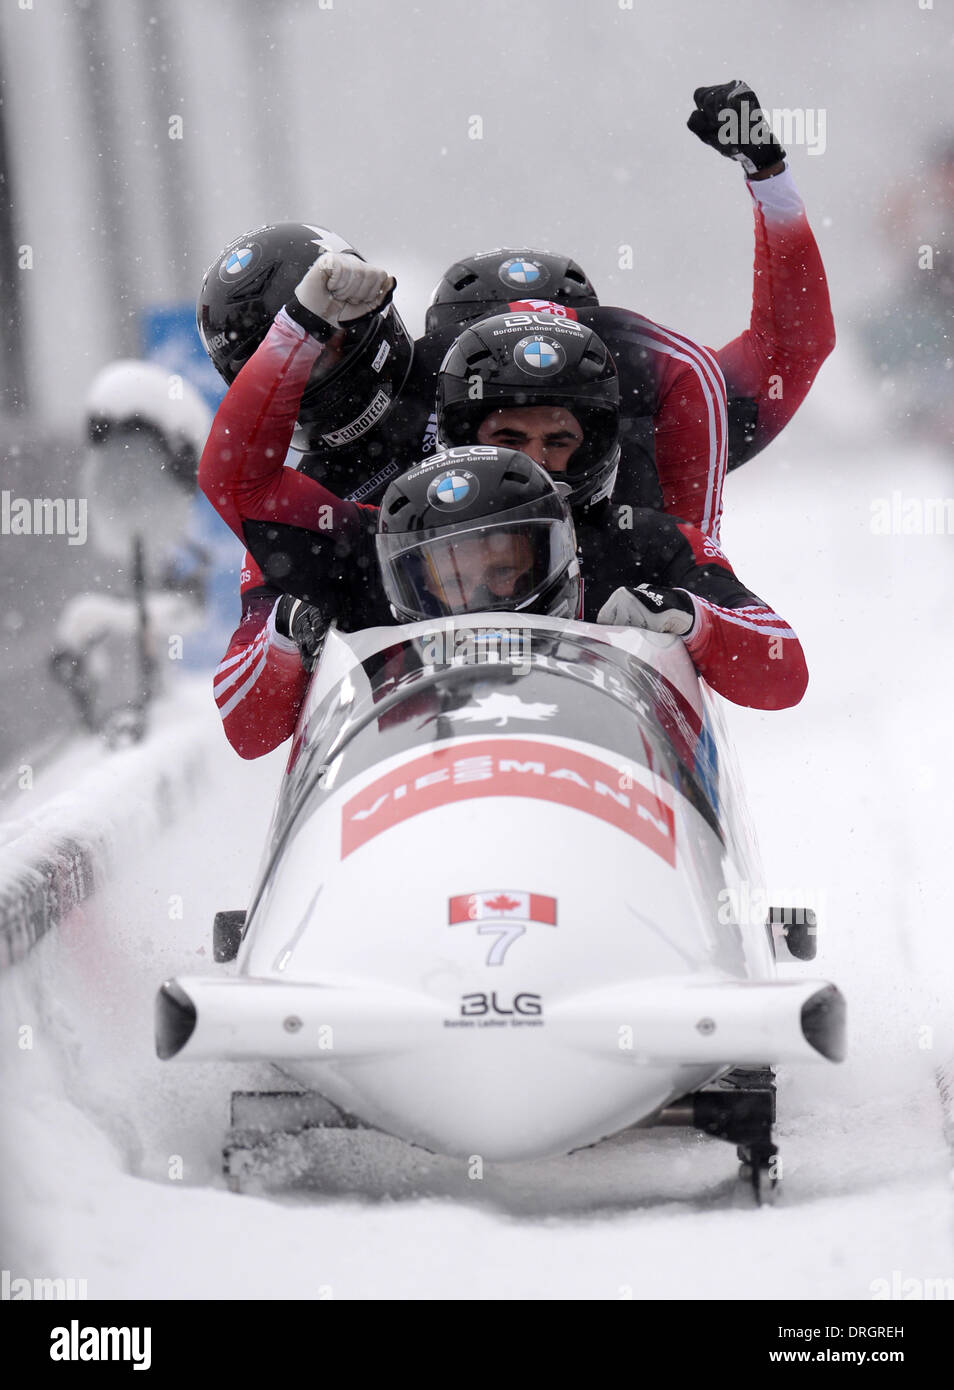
<box><xmin>156</xmin><ymin>615</ymin><xmax>845</xmax><ymax>1200</ymax></box>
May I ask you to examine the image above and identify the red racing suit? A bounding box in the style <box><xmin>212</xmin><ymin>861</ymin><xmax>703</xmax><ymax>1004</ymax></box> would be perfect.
<box><xmin>206</xmin><ymin>167</ymin><xmax>828</xmax><ymax>757</ymax></box>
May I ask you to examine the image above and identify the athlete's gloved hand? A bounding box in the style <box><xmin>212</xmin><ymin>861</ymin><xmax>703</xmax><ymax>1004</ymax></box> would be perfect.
<box><xmin>274</xmin><ymin>594</ymin><xmax>328</xmax><ymax>671</ymax></box>
<box><xmin>292</xmin><ymin>252</ymin><xmax>396</xmax><ymax>328</ymax></box>
<box><xmin>687</xmin><ymin>80</ymin><xmax>785</xmax><ymax>176</ymax></box>
<box><xmin>597</xmin><ymin>584</ymin><xmax>696</xmax><ymax>636</ymax></box>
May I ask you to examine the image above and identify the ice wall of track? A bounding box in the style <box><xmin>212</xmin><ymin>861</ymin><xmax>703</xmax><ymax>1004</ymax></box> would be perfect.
<box><xmin>0</xmin><ymin>685</ymin><xmax>219</xmax><ymax>969</ymax></box>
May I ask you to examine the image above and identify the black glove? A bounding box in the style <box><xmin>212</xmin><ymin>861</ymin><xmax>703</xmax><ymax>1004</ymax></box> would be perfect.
<box><xmin>274</xmin><ymin>594</ymin><xmax>328</xmax><ymax>671</ymax></box>
<box><xmin>597</xmin><ymin>584</ymin><xmax>696</xmax><ymax>635</ymax></box>
<box><xmin>687</xmin><ymin>80</ymin><xmax>785</xmax><ymax>176</ymax></box>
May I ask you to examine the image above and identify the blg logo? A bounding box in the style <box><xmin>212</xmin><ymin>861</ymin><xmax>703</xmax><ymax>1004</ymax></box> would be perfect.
<box><xmin>460</xmin><ymin>992</ymin><xmax>543</xmax><ymax>1017</ymax></box>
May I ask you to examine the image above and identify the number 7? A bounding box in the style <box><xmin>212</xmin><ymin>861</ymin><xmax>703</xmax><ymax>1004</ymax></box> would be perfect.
<box><xmin>477</xmin><ymin>922</ymin><xmax>526</xmax><ymax>966</ymax></box>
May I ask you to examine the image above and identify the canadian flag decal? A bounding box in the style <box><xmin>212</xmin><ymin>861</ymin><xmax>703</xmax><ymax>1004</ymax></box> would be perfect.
<box><xmin>448</xmin><ymin>891</ymin><xmax>557</xmax><ymax>926</ymax></box>
<box><xmin>507</xmin><ymin>299</ymin><xmax>578</xmax><ymax>320</ymax></box>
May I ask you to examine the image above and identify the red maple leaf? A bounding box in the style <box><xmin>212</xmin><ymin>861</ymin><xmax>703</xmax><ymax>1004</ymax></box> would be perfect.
<box><xmin>484</xmin><ymin>894</ymin><xmax>522</xmax><ymax>913</ymax></box>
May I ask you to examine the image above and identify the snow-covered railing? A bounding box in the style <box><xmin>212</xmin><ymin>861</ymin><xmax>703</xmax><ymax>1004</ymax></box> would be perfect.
<box><xmin>0</xmin><ymin>711</ymin><xmax>212</xmax><ymax>968</ymax></box>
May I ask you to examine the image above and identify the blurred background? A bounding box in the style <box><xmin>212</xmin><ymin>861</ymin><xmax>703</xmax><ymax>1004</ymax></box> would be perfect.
<box><xmin>2</xmin><ymin>0</ymin><xmax>952</xmax><ymax>417</ymax></box>
<box><xmin>0</xmin><ymin>0</ymin><xmax>951</xmax><ymax>771</ymax></box>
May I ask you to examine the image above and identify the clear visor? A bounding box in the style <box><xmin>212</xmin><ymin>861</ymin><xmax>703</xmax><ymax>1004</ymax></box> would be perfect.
<box><xmin>378</xmin><ymin>512</ymin><xmax>576</xmax><ymax>619</ymax></box>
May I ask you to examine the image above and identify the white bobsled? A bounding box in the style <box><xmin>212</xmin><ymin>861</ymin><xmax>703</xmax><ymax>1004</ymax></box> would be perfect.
<box><xmin>157</xmin><ymin>616</ymin><xmax>844</xmax><ymax>1190</ymax></box>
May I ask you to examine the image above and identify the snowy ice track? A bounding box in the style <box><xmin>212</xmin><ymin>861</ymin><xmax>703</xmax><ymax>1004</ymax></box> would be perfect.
<box><xmin>2</xmin><ymin>419</ymin><xmax>953</xmax><ymax>1299</ymax></box>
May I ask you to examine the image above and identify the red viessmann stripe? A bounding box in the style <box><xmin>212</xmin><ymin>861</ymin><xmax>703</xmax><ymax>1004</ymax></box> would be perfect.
<box><xmin>340</xmin><ymin>738</ymin><xmax>675</xmax><ymax>864</ymax></box>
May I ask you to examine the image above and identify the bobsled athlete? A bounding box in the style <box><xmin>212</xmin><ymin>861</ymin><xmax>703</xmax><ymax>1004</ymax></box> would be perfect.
<box><xmin>204</xmin><ymin>265</ymin><xmax>808</xmax><ymax>756</ymax></box>
<box><xmin>210</xmin><ymin>447</ymin><xmax>807</xmax><ymax>761</ymax></box>
<box><xmin>201</xmin><ymin>245</ymin><xmax>807</xmax><ymax>746</ymax></box>
<box><xmin>198</xmin><ymin>80</ymin><xmax>834</xmax><ymax>544</ymax></box>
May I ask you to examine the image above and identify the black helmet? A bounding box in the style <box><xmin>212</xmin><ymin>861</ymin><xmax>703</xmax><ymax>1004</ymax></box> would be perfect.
<box><xmin>436</xmin><ymin>311</ymin><xmax>620</xmax><ymax>510</ymax></box>
<box><xmin>376</xmin><ymin>445</ymin><xmax>580</xmax><ymax>622</ymax></box>
<box><xmin>197</xmin><ymin>222</ymin><xmax>413</xmax><ymax>452</ymax></box>
<box><xmin>426</xmin><ymin>247</ymin><xmax>599</xmax><ymax>337</ymax></box>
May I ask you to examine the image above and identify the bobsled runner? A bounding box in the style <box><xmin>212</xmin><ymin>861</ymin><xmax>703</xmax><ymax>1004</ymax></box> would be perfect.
<box><xmin>156</xmin><ymin>615</ymin><xmax>844</xmax><ymax>1201</ymax></box>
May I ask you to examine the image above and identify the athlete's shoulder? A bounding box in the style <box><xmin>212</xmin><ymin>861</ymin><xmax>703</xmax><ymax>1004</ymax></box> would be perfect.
<box><xmin>412</xmin><ymin>327</ymin><xmax>457</xmax><ymax>373</ymax></box>
<box><xmin>579</xmin><ymin>304</ymin><xmax>662</xmax><ymax>336</ymax></box>
<box><xmin>574</xmin><ymin>306</ymin><xmax>670</xmax><ymax>405</ymax></box>
<box><xmin>582</xmin><ymin>305</ymin><xmax>713</xmax><ymax>359</ymax></box>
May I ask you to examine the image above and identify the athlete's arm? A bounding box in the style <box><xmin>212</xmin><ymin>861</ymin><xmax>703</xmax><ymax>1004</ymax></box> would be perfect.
<box><xmin>213</xmin><ymin>555</ymin><xmax>309</xmax><ymax>759</ymax></box>
<box><xmin>716</xmin><ymin>167</ymin><xmax>836</xmax><ymax>468</ymax></box>
<box><xmin>673</xmin><ymin>520</ymin><xmax>807</xmax><ymax>709</ymax></box>
<box><xmin>198</xmin><ymin>307</ymin><xmax>378</xmax><ymax>604</ymax></box>
<box><xmin>595</xmin><ymin>509</ymin><xmax>807</xmax><ymax>710</ymax></box>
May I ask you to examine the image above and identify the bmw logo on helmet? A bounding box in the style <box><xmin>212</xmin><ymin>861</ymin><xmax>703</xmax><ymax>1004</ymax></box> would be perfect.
<box><xmin>428</xmin><ymin>470</ymin><xmax>479</xmax><ymax>509</ymax></box>
<box><xmin>218</xmin><ymin>243</ymin><xmax>261</xmax><ymax>282</ymax></box>
<box><xmin>513</xmin><ymin>335</ymin><xmax>566</xmax><ymax>377</ymax></box>
<box><xmin>498</xmin><ymin>257</ymin><xmax>550</xmax><ymax>290</ymax></box>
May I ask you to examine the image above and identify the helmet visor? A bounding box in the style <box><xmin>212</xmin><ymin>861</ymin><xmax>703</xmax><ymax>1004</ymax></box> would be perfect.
<box><xmin>378</xmin><ymin>513</ymin><xmax>577</xmax><ymax>620</ymax></box>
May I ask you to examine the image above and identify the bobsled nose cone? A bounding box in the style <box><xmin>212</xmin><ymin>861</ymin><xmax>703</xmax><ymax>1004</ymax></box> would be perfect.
<box><xmin>332</xmin><ymin>1050</ymin><xmax>688</xmax><ymax>1163</ymax></box>
<box><xmin>156</xmin><ymin>980</ymin><xmax>197</xmax><ymax>1060</ymax></box>
<box><xmin>801</xmin><ymin>984</ymin><xmax>846</xmax><ymax>1063</ymax></box>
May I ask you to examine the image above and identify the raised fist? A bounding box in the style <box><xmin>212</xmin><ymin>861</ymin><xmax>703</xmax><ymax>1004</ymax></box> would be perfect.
<box><xmin>687</xmin><ymin>80</ymin><xmax>785</xmax><ymax>176</ymax></box>
<box><xmin>294</xmin><ymin>252</ymin><xmax>395</xmax><ymax>327</ymax></box>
